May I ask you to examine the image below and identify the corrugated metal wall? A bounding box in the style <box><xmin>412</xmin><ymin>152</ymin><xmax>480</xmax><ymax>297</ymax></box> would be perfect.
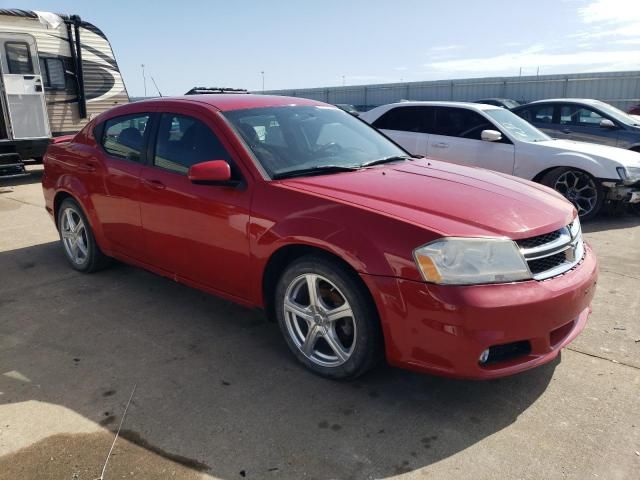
<box><xmin>262</xmin><ymin>71</ymin><xmax>640</xmax><ymax>111</ymax></box>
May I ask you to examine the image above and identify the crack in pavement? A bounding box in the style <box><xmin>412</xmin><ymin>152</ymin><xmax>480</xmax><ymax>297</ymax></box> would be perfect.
<box><xmin>0</xmin><ymin>196</ymin><xmax>44</xmax><ymax>209</ymax></box>
<box><xmin>567</xmin><ymin>346</ymin><xmax>640</xmax><ymax>370</ymax></box>
<box><xmin>599</xmin><ymin>269</ymin><xmax>640</xmax><ymax>282</ymax></box>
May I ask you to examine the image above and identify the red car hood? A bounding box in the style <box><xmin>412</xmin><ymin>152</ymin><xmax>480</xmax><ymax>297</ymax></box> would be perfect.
<box><xmin>277</xmin><ymin>159</ymin><xmax>575</xmax><ymax>239</ymax></box>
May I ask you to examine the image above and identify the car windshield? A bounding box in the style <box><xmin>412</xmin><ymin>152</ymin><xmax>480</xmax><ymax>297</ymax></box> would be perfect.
<box><xmin>592</xmin><ymin>101</ymin><xmax>640</xmax><ymax>126</ymax></box>
<box><xmin>484</xmin><ymin>108</ymin><xmax>551</xmax><ymax>143</ymax></box>
<box><xmin>223</xmin><ymin>105</ymin><xmax>407</xmax><ymax>178</ymax></box>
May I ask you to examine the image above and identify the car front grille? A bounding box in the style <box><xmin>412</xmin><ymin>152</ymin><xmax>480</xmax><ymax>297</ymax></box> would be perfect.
<box><xmin>516</xmin><ymin>219</ymin><xmax>584</xmax><ymax>280</ymax></box>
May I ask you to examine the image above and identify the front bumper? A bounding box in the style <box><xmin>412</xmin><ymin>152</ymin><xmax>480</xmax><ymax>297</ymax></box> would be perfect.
<box><xmin>361</xmin><ymin>244</ymin><xmax>598</xmax><ymax>379</ymax></box>
<box><xmin>604</xmin><ymin>182</ymin><xmax>640</xmax><ymax>203</ymax></box>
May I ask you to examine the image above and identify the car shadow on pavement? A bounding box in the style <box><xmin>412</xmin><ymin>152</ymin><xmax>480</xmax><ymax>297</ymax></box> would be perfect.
<box><xmin>583</xmin><ymin>212</ymin><xmax>640</xmax><ymax>233</ymax></box>
<box><xmin>0</xmin><ymin>241</ymin><xmax>558</xmax><ymax>479</ymax></box>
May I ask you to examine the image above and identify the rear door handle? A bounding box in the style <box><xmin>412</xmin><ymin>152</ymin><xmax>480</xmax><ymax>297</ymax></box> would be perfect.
<box><xmin>78</xmin><ymin>162</ymin><xmax>97</xmax><ymax>172</ymax></box>
<box><xmin>433</xmin><ymin>142</ymin><xmax>449</xmax><ymax>148</ymax></box>
<box><xmin>562</xmin><ymin>128</ymin><xmax>572</xmax><ymax>134</ymax></box>
<box><xmin>143</xmin><ymin>179</ymin><xmax>166</xmax><ymax>190</ymax></box>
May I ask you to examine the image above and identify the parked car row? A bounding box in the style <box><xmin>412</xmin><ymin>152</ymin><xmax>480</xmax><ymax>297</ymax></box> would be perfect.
<box><xmin>43</xmin><ymin>93</ymin><xmax>598</xmax><ymax>381</ymax></box>
<box><xmin>360</xmin><ymin>100</ymin><xmax>640</xmax><ymax>220</ymax></box>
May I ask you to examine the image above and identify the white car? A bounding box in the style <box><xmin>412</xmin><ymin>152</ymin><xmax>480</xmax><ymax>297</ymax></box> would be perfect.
<box><xmin>360</xmin><ymin>101</ymin><xmax>640</xmax><ymax>219</ymax></box>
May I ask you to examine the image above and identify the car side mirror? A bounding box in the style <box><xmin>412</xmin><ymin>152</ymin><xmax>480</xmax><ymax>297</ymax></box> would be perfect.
<box><xmin>188</xmin><ymin>160</ymin><xmax>232</xmax><ymax>185</ymax></box>
<box><xmin>481</xmin><ymin>129</ymin><xmax>502</xmax><ymax>142</ymax></box>
<box><xmin>599</xmin><ymin>119</ymin><xmax>616</xmax><ymax>129</ymax></box>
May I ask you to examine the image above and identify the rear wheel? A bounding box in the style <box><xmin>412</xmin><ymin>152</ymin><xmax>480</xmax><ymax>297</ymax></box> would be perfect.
<box><xmin>57</xmin><ymin>198</ymin><xmax>110</xmax><ymax>272</ymax></box>
<box><xmin>275</xmin><ymin>256</ymin><xmax>382</xmax><ymax>379</ymax></box>
<box><xmin>541</xmin><ymin>167</ymin><xmax>604</xmax><ymax>221</ymax></box>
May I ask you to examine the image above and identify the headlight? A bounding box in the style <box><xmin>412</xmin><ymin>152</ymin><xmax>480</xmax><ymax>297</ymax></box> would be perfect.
<box><xmin>617</xmin><ymin>166</ymin><xmax>640</xmax><ymax>185</ymax></box>
<box><xmin>413</xmin><ymin>238</ymin><xmax>532</xmax><ymax>285</ymax></box>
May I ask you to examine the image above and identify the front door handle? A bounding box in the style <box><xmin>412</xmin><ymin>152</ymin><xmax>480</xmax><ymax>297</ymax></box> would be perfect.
<box><xmin>433</xmin><ymin>142</ymin><xmax>449</xmax><ymax>148</ymax></box>
<box><xmin>143</xmin><ymin>179</ymin><xmax>166</xmax><ymax>190</ymax></box>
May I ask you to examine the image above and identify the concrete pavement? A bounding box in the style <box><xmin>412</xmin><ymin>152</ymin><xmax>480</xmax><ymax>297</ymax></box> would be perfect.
<box><xmin>0</xmin><ymin>166</ymin><xmax>638</xmax><ymax>479</ymax></box>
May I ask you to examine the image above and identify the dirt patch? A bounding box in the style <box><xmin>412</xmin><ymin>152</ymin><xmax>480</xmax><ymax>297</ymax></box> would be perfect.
<box><xmin>0</xmin><ymin>431</ymin><xmax>209</xmax><ymax>479</ymax></box>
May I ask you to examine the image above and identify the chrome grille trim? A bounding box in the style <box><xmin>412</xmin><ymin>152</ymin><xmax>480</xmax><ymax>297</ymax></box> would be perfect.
<box><xmin>516</xmin><ymin>219</ymin><xmax>584</xmax><ymax>281</ymax></box>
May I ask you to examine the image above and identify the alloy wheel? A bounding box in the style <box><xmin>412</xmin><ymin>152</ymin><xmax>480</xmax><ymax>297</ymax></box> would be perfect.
<box><xmin>60</xmin><ymin>207</ymin><xmax>89</xmax><ymax>265</ymax></box>
<box><xmin>283</xmin><ymin>273</ymin><xmax>356</xmax><ymax>367</ymax></box>
<box><xmin>554</xmin><ymin>170</ymin><xmax>598</xmax><ymax>217</ymax></box>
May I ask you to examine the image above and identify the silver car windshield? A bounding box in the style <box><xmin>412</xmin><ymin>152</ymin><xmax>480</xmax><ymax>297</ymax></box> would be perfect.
<box><xmin>485</xmin><ymin>108</ymin><xmax>551</xmax><ymax>143</ymax></box>
<box><xmin>593</xmin><ymin>101</ymin><xmax>640</xmax><ymax>126</ymax></box>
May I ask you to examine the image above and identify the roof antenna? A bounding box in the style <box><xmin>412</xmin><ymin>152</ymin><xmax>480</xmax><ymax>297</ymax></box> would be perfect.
<box><xmin>150</xmin><ymin>75</ymin><xmax>163</xmax><ymax>97</ymax></box>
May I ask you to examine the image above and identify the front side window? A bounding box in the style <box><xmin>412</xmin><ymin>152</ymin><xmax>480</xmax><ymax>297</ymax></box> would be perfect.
<box><xmin>5</xmin><ymin>42</ymin><xmax>34</xmax><ymax>74</ymax></box>
<box><xmin>101</xmin><ymin>114</ymin><xmax>150</xmax><ymax>161</ymax></box>
<box><xmin>575</xmin><ymin>107</ymin><xmax>604</xmax><ymax>126</ymax></box>
<box><xmin>432</xmin><ymin>107</ymin><xmax>493</xmax><ymax>140</ymax></box>
<box><xmin>154</xmin><ymin>114</ymin><xmax>231</xmax><ymax>174</ymax></box>
<box><xmin>224</xmin><ymin>106</ymin><xmax>407</xmax><ymax>177</ymax></box>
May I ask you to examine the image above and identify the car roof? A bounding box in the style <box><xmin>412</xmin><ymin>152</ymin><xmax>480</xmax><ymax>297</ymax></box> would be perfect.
<box><xmin>379</xmin><ymin>101</ymin><xmax>502</xmax><ymax>111</ymax></box>
<box><xmin>133</xmin><ymin>94</ymin><xmax>328</xmax><ymax>112</ymax></box>
<box><xmin>522</xmin><ymin>98</ymin><xmax>603</xmax><ymax>106</ymax></box>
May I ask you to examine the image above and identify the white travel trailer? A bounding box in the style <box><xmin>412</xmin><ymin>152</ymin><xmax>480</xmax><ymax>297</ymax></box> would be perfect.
<box><xmin>0</xmin><ymin>9</ymin><xmax>129</xmax><ymax>177</ymax></box>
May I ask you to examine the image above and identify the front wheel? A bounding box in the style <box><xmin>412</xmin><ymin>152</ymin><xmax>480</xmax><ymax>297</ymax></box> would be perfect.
<box><xmin>541</xmin><ymin>167</ymin><xmax>604</xmax><ymax>221</ymax></box>
<box><xmin>275</xmin><ymin>256</ymin><xmax>382</xmax><ymax>379</ymax></box>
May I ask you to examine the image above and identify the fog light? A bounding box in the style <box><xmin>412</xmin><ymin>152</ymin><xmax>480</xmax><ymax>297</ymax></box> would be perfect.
<box><xmin>479</xmin><ymin>349</ymin><xmax>490</xmax><ymax>364</ymax></box>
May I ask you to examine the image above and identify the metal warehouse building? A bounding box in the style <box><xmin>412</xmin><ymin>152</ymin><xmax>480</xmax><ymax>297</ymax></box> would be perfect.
<box><xmin>262</xmin><ymin>70</ymin><xmax>640</xmax><ymax>111</ymax></box>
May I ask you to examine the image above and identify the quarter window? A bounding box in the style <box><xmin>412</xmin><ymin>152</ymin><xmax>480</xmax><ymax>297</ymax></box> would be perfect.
<box><xmin>532</xmin><ymin>105</ymin><xmax>554</xmax><ymax>124</ymax></box>
<box><xmin>101</xmin><ymin>114</ymin><xmax>150</xmax><ymax>161</ymax></box>
<box><xmin>154</xmin><ymin>114</ymin><xmax>231</xmax><ymax>174</ymax></box>
<box><xmin>5</xmin><ymin>42</ymin><xmax>34</xmax><ymax>74</ymax></box>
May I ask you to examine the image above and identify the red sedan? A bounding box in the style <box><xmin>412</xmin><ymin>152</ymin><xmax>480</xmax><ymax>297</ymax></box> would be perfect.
<box><xmin>42</xmin><ymin>94</ymin><xmax>598</xmax><ymax>379</ymax></box>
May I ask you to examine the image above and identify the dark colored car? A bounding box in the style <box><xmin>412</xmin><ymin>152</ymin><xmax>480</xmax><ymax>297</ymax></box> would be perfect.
<box><xmin>42</xmin><ymin>94</ymin><xmax>597</xmax><ymax>380</ymax></box>
<box><xmin>474</xmin><ymin>98</ymin><xmax>521</xmax><ymax>109</ymax></box>
<box><xmin>513</xmin><ymin>99</ymin><xmax>640</xmax><ymax>151</ymax></box>
<box><xmin>628</xmin><ymin>104</ymin><xmax>640</xmax><ymax>116</ymax></box>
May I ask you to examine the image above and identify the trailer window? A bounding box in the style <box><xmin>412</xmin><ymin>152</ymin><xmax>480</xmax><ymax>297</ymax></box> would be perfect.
<box><xmin>5</xmin><ymin>42</ymin><xmax>34</xmax><ymax>75</ymax></box>
<box><xmin>39</xmin><ymin>58</ymin><xmax>66</xmax><ymax>89</ymax></box>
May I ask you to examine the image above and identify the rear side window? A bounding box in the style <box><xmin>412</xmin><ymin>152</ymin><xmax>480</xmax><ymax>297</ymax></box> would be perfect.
<box><xmin>5</xmin><ymin>42</ymin><xmax>34</xmax><ymax>74</ymax></box>
<box><xmin>39</xmin><ymin>57</ymin><xmax>66</xmax><ymax>89</ymax></box>
<box><xmin>101</xmin><ymin>114</ymin><xmax>150</xmax><ymax>161</ymax></box>
<box><xmin>153</xmin><ymin>113</ymin><xmax>231</xmax><ymax>174</ymax></box>
<box><xmin>432</xmin><ymin>107</ymin><xmax>493</xmax><ymax>140</ymax></box>
<box><xmin>372</xmin><ymin>106</ymin><xmax>432</xmax><ymax>133</ymax></box>
<box><xmin>531</xmin><ymin>105</ymin><xmax>554</xmax><ymax>124</ymax></box>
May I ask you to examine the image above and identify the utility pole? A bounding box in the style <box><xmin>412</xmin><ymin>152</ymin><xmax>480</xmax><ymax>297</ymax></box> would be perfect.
<box><xmin>342</xmin><ymin>75</ymin><xmax>345</xmax><ymax>86</ymax></box>
<box><xmin>141</xmin><ymin>64</ymin><xmax>147</xmax><ymax>97</ymax></box>
<box><xmin>261</xmin><ymin>71</ymin><xmax>265</xmax><ymax>93</ymax></box>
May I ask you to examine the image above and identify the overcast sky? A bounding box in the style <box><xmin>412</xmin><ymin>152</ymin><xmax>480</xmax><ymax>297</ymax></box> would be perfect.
<box><xmin>9</xmin><ymin>0</ymin><xmax>640</xmax><ymax>96</ymax></box>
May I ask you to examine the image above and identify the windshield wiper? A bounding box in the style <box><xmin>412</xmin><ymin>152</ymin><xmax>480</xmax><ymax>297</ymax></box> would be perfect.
<box><xmin>272</xmin><ymin>165</ymin><xmax>360</xmax><ymax>180</ymax></box>
<box><xmin>360</xmin><ymin>155</ymin><xmax>413</xmax><ymax>168</ymax></box>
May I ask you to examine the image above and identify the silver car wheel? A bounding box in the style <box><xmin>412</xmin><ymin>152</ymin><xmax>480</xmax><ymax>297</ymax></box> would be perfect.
<box><xmin>283</xmin><ymin>273</ymin><xmax>356</xmax><ymax>368</ymax></box>
<box><xmin>554</xmin><ymin>170</ymin><xmax>598</xmax><ymax>217</ymax></box>
<box><xmin>60</xmin><ymin>207</ymin><xmax>89</xmax><ymax>265</ymax></box>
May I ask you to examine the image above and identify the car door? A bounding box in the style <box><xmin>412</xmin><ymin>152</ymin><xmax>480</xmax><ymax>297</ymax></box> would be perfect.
<box><xmin>426</xmin><ymin>107</ymin><xmax>515</xmax><ymax>174</ymax></box>
<box><xmin>92</xmin><ymin>112</ymin><xmax>151</xmax><ymax>260</ymax></box>
<box><xmin>558</xmin><ymin>104</ymin><xmax>619</xmax><ymax>146</ymax></box>
<box><xmin>371</xmin><ymin>106</ymin><xmax>430</xmax><ymax>155</ymax></box>
<box><xmin>138</xmin><ymin>107</ymin><xmax>253</xmax><ymax>299</ymax></box>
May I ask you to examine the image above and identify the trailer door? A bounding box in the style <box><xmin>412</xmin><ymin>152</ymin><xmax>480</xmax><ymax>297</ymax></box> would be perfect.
<box><xmin>0</xmin><ymin>34</ymin><xmax>50</xmax><ymax>139</ymax></box>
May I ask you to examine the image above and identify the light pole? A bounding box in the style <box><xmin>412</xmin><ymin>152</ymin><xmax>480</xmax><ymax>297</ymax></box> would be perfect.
<box><xmin>141</xmin><ymin>64</ymin><xmax>147</xmax><ymax>97</ymax></box>
<box><xmin>261</xmin><ymin>71</ymin><xmax>264</xmax><ymax>93</ymax></box>
<box><xmin>342</xmin><ymin>75</ymin><xmax>345</xmax><ymax>86</ymax></box>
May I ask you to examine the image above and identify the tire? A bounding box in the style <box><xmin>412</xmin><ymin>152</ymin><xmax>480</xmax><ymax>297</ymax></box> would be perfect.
<box><xmin>541</xmin><ymin>167</ymin><xmax>604</xmax><ymax>221</ymax></box>
<box><xmin>274</xmin><ymin>255</ymin><xmax>382</xmax><ymax>380</ymax></box>
<box><xmin>57</xmin><ymin>198</ymin><xmax>110</xmax><ymax>273</ymax></box>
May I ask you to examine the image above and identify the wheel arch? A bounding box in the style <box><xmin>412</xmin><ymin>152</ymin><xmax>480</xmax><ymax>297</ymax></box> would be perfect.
<box><xmin>261</xmin><ymin>244</ymin><xmax>377</xmax><ymax>324</ymax></box>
